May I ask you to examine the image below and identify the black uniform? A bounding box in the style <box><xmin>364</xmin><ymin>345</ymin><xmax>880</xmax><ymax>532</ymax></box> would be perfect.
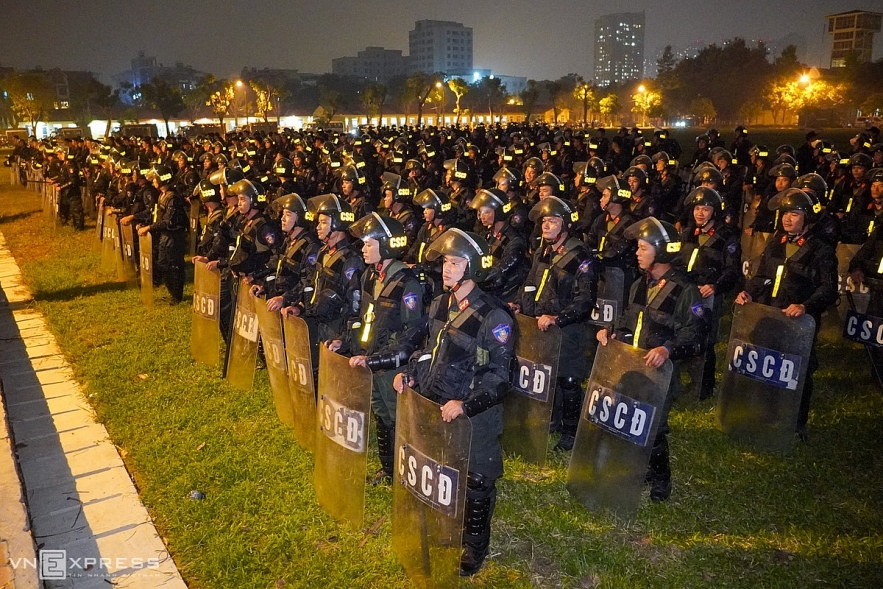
<box><xmin>147</xmin><ymin>187</ymin><xmax>189</xmax><ymax>302</ymax></box>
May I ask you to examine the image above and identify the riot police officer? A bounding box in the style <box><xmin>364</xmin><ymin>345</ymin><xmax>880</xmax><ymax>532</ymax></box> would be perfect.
<box><xmin>226</xmin><ymin>179</ymin><xmax>283</xmax><ymax>281</ymax></box>
<box><xmin>678</xmin><ymin>187</ymin><xmax>742</xmax><ymax>399</ymax></box>
<box><xmin>514</xmin><ymin>196</ymin><xmax>597</xmax><ymax>451</ymax></box>
<box><xmin>139</xmin><ymin>164</ymin><xmax>188</xmax><ymax>302</ymax></box>
<box><xmin>470</xmin><ymin>188</ymin><xmax>529</xmax><ymax>301</ymax></box>
<box><xmin>736</xmin><ymin>189</ymin><xmax>839</xmax><ymax>441</ymax></box>
<box><xmin>328</xmin><ymin>213</ymin><xmax>424</xmax><ymax>484</ymax></box>
<box><xmin>597</xmin><ymin>217</ymin><xmax>706</xmax><ymax>502</ymax></box>
<box><xmin>393</xmin><ymin>228</ymin><xmax>515</xmax><ymax>576</ymax></box>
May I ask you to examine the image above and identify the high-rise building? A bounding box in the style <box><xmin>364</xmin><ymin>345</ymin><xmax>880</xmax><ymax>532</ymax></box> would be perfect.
<box><xmin>408</xmin><ymin>20</ymin><xmax>473</xmax><ymax>76</ymax></box>
<box><xmin>594</xmin><ymin>12</ymin><xmax>645</xmax><ymax>87</ymax></box>
<box><xmin>331</xmin><ymin>47</ymin><xmax>409</xmax><ymax>82</ymax></box>
<box><xmin>825</xmin><ymin>10</ymin><xmax>881</xmax><ymax>67</ymax></box>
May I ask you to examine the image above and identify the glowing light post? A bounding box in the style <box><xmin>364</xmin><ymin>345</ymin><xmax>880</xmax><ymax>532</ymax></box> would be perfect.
<box><xmin>636</xmin><ymin>84</ymin><xmax>646</xmax><ymax>127</ymax></box>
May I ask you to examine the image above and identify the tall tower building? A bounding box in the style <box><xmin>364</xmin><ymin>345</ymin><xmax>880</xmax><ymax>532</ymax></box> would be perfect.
<box><xmin>408</xmin><ymin>20</ymin><xmax>473</xmax><ymax>76</ymax></box>
<box><xmin>594</xmin><ymin>12</ymin><xmax>645</xmax><ymax>87</ymax></box>
<box><xmin>825</xmin><ymin>10</ymin><xmax>881</xmax><ymax>67</ymax></box>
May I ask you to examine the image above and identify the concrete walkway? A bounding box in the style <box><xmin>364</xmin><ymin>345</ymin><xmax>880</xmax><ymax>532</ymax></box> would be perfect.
<box><xmin>0</xmin><ymin>232</ymin><xmax>187</xmax><ymax>589</ymax></box>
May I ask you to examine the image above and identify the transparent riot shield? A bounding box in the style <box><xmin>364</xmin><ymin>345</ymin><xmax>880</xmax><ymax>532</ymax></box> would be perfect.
<box><xmin>188</xmin><ymin>198</ymin><xmax>200</xmax><ymax>257</ymax></box>
<box><xmin>566</xmin><ymin>338</ymin><xmax>673</xmax><ymax>517</ymax></box>
<box><xmin>313</xmin><ymin>346</ymin><xmax>372</xmax><ymax>526</ymax></box>
<box><xmin>822</xmin><ymin>244</ymin><xmax>870</xmax><ymax>337</ymax></box>
<box><xmin>740</xmin><ymin>187</ymin><xmax>757</xmax><ymax>231</ymax></box>
<box><xmin>501</xmin><ymin>314</ymin><xmax>560</xmax><ymax>467</ymax></box>
<box><xmin>842</xmin><ymin>306</ymin><xmax>883</xmax><ymax>389</ymax></box>
<box><xmin>101</xmin><ymin>210</ymin><xmax>116</xmax><ymax>271</ymax></box>
<box><xmin>118</xmin><ymin>223</ymin><xmax>138</xmax><ymax>282</ymax></box>
<box><xmin>138</xmin><ymin>232</ymin><xmax>154</xmax><ymax>308</ymax></box>
<box><xmin>740</xmin><ymin>231</ymin><xmax>771</xmax><ymax>280</ymax></box>
<box><xmin>717</xmin><ymin>302</ymin><xmax>815</xmax><ymax>453</ymax></box>
<box><xmin>96</xmin><ymin>204</ymin><xmax>105</xmax><ymax>245</ymax></box>
<box><xmin>191</xmin><ymin>261</ymin><xmax>221</xmax><ymax>368</ymax></box>
<box><xmin>392</xmin><ymin>387</ymin><xmax>471</xmax><ymax>589</ymax></box>
<box><xmin>254</xmin><ymin>299</ymin><xmax>294</xmax><ymax>428</ymax></box>
<box><xmin>225</xmin><ymin>281</ymin><xmax>260</xmax><ymax>391</ymax></box>
<box><xmin>588</xmin><ymin>266</ymin><xmax>625</xmax><ymax>327</ymax></box>
<box><xmin>283</xmin><ymin>315</ymin><xmax>316</xmax><ymax>452</ymax></box>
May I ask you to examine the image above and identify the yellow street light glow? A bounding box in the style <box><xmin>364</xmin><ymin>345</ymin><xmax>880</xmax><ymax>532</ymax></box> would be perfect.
<box><xmin>638</xmin><ymin>85</ymin><xmax>646</xmax><ymax>93</ymax></box>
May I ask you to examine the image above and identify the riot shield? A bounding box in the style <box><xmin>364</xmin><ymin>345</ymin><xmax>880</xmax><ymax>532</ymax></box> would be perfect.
<box><xmin>254</xmin><ymin>298</ymin><xmax>294</xmax><ymax>428</ymax></box>
<box><xmin>138</xmin><ymin>232</ymin><xmax>154</xmax><ymax>308</ymax></box>
<box><xmin>188</xmin><ymin>198</ymin><xmax>200</xmax><ymax>257</ymax></box>
<box><xmin>566</xmin><ymin>338</ymin><xmax>673</xmax><ymax>517</ymax></box>
<box><xmin>501</xmin><ymin>314</ymin><xmax>560</xmax><ymax>467</ymax></box>
<box><xmin>842</xmin><ymin>306</ymin><xmax>883</xmax><ymax>389</ymax></box>
<box><xmin>283</xmin><ymin>315</ymin><xmax>317</xmax><ymax>451</ymax></box>
<box><xmin>118</xmin><ymin>223</ymin><xmax>138</xmax><ymax>282</ymax></box>
<box><xmin>95</xmin><ymin>204</ymin><xmax>105</xmax><ymax>245</ymax></box>
<box><xmin>225</xmin><ymin>281</ymin><xmax>260</xmax><ymax>391</ymax></box>
<box><xmin>588</xmin><ymin>266</ymin><xmax>625</xmax><ymax>327</ymax></box>
<box><xmin>191</xmin><ymin>261</ymin><xmax>221</xmax><ymax>368</ymax></box>
<box><xmin>740</xmin><ymin>231</ymin><xmax>770</xmax><ymax>280</ymax></box>
<box><xmin>392</xmin><ymin>387</ymin><xmax>471</xmax><ymax>589</ymax></box>
<box><xmin>822</xmin><ymin>244</ymin><xmax>870</xmax><ymax>337</ymax></box>
<box><xmin>100</xmin><ymin>210</ymin><xmax>116</xmax><ymax>270</ymax></box>
<box><xmin>678</xmin><ymin>354</ymin><xmax>705</xmax><ymax>402</ymax></box>
<box><xmin>740</xmin><ymin>187</ymin><xmax>757</xmax><ymax>231</ymax></box>
<box><xmin>313</xmin><ymin>346</ymin><xmax>372</xmax><ymax>525</ymax></box>
<box><xmin>717</xmin><ymin>302</ymin><xmax>815</xmax><ymax>453</ymax></box>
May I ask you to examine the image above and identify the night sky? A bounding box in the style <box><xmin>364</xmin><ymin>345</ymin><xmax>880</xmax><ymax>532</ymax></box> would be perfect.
<box><xmin>1</xmin><ymin>0</ymin><xmax>881</xmax><ymax>83</ymax></box>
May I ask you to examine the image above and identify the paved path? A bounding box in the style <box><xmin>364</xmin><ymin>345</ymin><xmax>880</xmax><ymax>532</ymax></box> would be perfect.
<box><xmin>0</xmin><ymin>232</ymin><xmax>187</xmax><ymax>588</ymax></box>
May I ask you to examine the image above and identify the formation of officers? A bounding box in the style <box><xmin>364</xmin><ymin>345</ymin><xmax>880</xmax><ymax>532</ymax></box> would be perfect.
<box><xmin>11</xmin><ymin>121</ymin><xmax>883</xmax><ymax>577</ymax></box>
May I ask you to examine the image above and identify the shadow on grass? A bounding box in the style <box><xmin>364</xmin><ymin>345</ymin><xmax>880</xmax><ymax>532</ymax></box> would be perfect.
<box><xmin>33</xmin><ymin>280</ymin><xmax>129</xmax><ymax>302</ymax></box>
<box><xmin>0</xmin><ymin>209</ymin><xmax>42</xmax><ymax>224</ymax></box>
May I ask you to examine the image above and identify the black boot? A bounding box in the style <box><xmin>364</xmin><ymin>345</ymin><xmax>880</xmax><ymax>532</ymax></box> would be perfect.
<box><xmin>647</xmin><ymin>434</ymin><xmax>671</xmax><ymax>503</ymax></box>
<box><xmin>553</xmin><ymin>377</ymin><xmax>584</xmax><ymax>451</ymax></box>
<box><xmin>370</xmin><ymin>420</ymin><xmax>395</xmax><ymax>485</ymax></box>
<box><xmin>460</xmin><ymin>473</ymin><xmax>496</xmax><ymax>577</ymax></box>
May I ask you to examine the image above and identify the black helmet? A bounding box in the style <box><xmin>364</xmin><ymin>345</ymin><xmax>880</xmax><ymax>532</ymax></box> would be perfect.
<box><xmin>528</xmin><ymin>195</ymin><xmax>579</xmax><ymax>233</ymax></box>
<box><xmin>443</xmin><ymin>158</ymin><xmax>471</xmax><ymax>184</ymax></box>
<box><xmin>147</xmin><ymin>164</ymin><xmax>174</xmax><ymax>187</ymax></box>
<box><xmin>381</xmin><ymin>172</ymin><xmax>412</xmax><ymax>203</ymax></box>
<box><xmin>338</xmin><ymin>163</ymin><xmax>367</xmax><ymax>186</ymax></box>
<box><xmin>849</xmin><ymin>153</ymin><xmax>873</xmax><ymax>169</ymax></box>
<box><xmin>275</xmin><ymin>193</ymin><xmax>309</xmax><ymax>224</ymax></box>
<box><xmin>623</xmin><ymin>216</ymin><xmax>682</xmax><ymax>263</ymax></box>
<box><xmin>775</xmin><ymin>144</ymin><xmax>795</xmax><ymax>157</ymax></box>
<box><xmin>471</xmin><ymin>188</ymin><xmax>512</xmax><ymax>222</ymax></box>
<box><xmin>768</xmin><ymin>187</ymin><xmax>822</xmax><ymax>223</ymax></box>
<box><xmin>213</xmin><ymin>153</ymin><xmax>229</xmax><ymax>165</ymax></box>
<box><xmin>228</xmin><ymin>179</ymin><xmax>268</xmax><ymax>211</ymax></box>
<box><xmin>869</xmin><ymin>168</ymin><xmax>883</xmax><ymax>185</ymax></box>
<box><xmin>749</xmin><ymin>144</ymin><xmax>771</xmax><ymax>160</ymax></box>
<box><xmin>683</xmin><ymin>187</ymin><xmax>725</xmax><ymax>216</ymax></box>
<box><xmin>172</xmin><ymin>149</ymin><xmax>190</xmax><ymax>163</ymax></box>
<box><xmin>534</xmin><ymin>171</ymin><xmax>564</xmax><ymax>194</ymax></box>
<box><xmin>273</xmin><ymin>157</ymin><xmax>293</xmax><ymax>177</ymax></box>
<box><xmin>773</xmin><ymin>153</ymin><xmax>798</xmax><ymax>168</ymax></box>
<box><xmin>523</xmin><ymin>157</ymin><xmax>544</xmax><ymax>175</ymax></box>
<box><xmin>794</xmin><ymin>173</ymin><xmax>827</xmax><ymax>197</ymax></box>
<box><xmin>596</xmin><ymin>175</ymin><xmax>632</xmax><ymax>204</ymax></box>
<box><xmin>712</xmin><ymin>149</ymin><xmax>736</xmax><ymax>166</ymax></box>
<box><xmin>194</xmin><ymin>179</ymin><xmax>221</xmax><ymax>204</ymax></box>
<box><xmin>349</xmin><ymin>213</ymin><xmax>409</xmax><ymax>259</ymax></box>
<box><xmin>307</xmin><ymin>193</ymin><xmax>356</xmax><ymax>231</ymax></box>
<box><xmin>404</xmin><ymin>158</ymin><xmax>423</xmax><ymax>172</ymax></box>
<box><xmin>630</xmin><ymin>154</ymin><xmax>653</xmax><ymax>169</ymax></box>
<box><xmin>623</xmin><ymin>166</ymin><xmax>649</xmax><ymax>185</ymax></box>
<box><xmin>584</xmin><ymin>157</ymin><xmax>607</xmax><ymax>184</ymax></box>
<box><xmin>768</xmin><ymin>163</ymin><xmax>797</xmax><ymax>180</ymax></box>
<box><xmin>695</xmin><ymin>166</ymin><xmax>723</xmax><ymax>186</ymax></box>
<box><xmin>413</xmin><ymin>187</ymin><xmax>454</xmax><ymax>215</ymax></box>
<box><xmin>651</xmin><ymin>151</ymin><xmax>677</xmax><ymax>168</ymax></box>
<box><xmin>424</xmin><ymin>228</ymin><xmax>494</xmax><ymax>282</ymax></box>
<box><xmin>493</xmin><ymin>166</ymin><xmax>523</xmax><ymax>190</ymax></box>
<box><xmin>228</xmin><ymin>158</ymin><xmax>251</xmax><ymax>175</ymax></box>
<box><xmin>209</xmin><ymin>168</ymin><xmax>244</xmax><ymax>186</ymax></box>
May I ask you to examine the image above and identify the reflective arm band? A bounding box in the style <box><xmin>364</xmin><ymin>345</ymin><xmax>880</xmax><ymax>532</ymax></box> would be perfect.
<box><xmin>535</xmin><ymin>268</ymin><xmax>550</xmax><ymax>302</ymax></box>
<box><xmin>633</xmin><ymin>311</ymin><xmax>643</xmax><ymax>349</ymax></box>
<box><xmin>687</xmin><ymin>248</ymin><xmax>699</xmax><ymax>272</ymax></box>
<box><xmin>772</xmin><ymin>264</ymin><xmax>784</xmax><ymax>298</ymax></box>
<box><xmin>152</xmin><ymin>204</ymin><xmax>158</xmax><ymax>223</ymax></box>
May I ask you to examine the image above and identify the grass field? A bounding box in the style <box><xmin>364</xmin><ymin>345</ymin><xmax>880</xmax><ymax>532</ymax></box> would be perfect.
<box><xmin>1</xmin><ymin>180</ymin><xmax>881</xmax><ymax>589</ymax></box>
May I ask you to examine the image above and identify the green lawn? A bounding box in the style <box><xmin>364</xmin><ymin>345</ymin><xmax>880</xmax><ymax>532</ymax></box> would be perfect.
<box><xmin>1</xmin><ymin>182</ymin><xmax>881</xmax><ymax>589</ymax></box>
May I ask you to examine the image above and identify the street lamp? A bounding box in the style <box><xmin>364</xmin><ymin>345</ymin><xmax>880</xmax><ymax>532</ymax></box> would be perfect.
<box><xmin>234</xmin><ymin>80</ymin><xmax>244</xmax><ymax>129</ymax></box>
<box><xmin>636</xmin><ymin>85</ymin><xmax>647</xmax><ymax>127</ymax></box>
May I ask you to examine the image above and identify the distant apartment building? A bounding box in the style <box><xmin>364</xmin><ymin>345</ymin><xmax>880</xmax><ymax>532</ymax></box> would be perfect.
<box><xmin>409</xmin><ymin>20</ymin><xmax>473</xmax><ymax>76</ymax></box>
<box><xmin>594</xmin><ymin>12</ymin><xmax>645</xmax><ymax>86</ymax></box>
<box><xmin>825</xmin><ymin>10</ymin><xmax>882</xmax><ymax>67</ymax></box>
<box><xmin>331</xmin><ymin>47</ymin><xmax>409</xmax><ymax>82</ymax></box>
<box><xmin>113</xmin><ymin>51</ymin><xmax>208</xmax><ymax>101</ymax></box>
